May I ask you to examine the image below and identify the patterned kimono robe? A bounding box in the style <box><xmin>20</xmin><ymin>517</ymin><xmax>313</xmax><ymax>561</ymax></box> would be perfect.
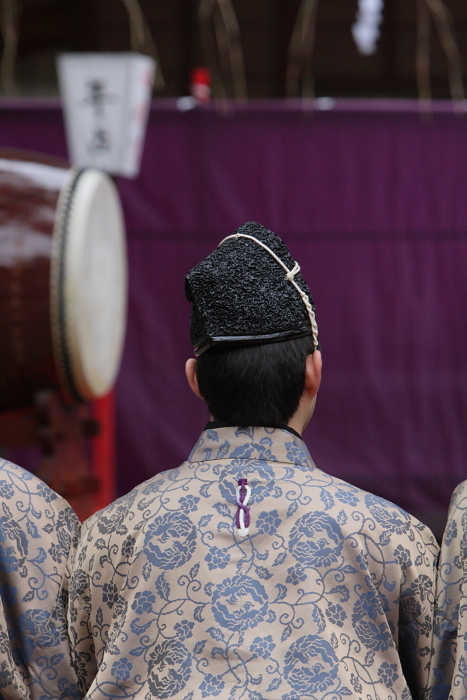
<box><xmin>69</xmin><ymin>427</ymin><xmax>439</xmax><ymax>700</ymax></box>
<box><xmin>0</xmin><ymin>459</ymin><xmax>81</xmax><ymax>700</ymax></box>
<box><xmin>428</xmin><ymin>480</ymin><xmax>467</xmax><ymax>700</ymax></box>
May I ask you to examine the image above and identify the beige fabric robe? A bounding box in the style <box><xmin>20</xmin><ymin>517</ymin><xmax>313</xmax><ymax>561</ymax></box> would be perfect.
<box><xmin>428</xmin><ymin>480</ymin><xmax>467</xmax><ymax>700</ymax></box>
<box><xmin>0</xmin><ymin>459</ymin><xmax>80</xmax><ymax>700</ymax></box>
<box><xmin>69</xmin><ymin>427</ymin><xmax>438</xmax><ymax>700</ymax></box>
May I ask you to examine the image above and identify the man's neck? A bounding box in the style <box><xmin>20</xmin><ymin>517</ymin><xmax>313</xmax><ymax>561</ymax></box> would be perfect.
<box><xmin>205</xmin><ymin>421</ymin><xmax>302</xmax><ymax>440</ymax></box>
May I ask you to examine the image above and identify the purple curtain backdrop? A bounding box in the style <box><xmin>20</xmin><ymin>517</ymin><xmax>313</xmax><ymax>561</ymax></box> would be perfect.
<box><xmin>1</xmin><ymin>98</ymin><xmax>467</xmax><ymax>535</ymax></box>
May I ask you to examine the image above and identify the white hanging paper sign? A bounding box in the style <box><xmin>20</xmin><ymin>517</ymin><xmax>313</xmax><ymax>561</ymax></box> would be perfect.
<box><xmin>57</xmin><ymin>53</ymin><xmax>155</xmax><ymax>178</ymax></box>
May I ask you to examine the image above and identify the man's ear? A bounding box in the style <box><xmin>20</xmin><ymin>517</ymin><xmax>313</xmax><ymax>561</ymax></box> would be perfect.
<box><xmin>304</xmin><ymin>350</ymin><xmax>322</xmax><ymax>398</ymax></box>
<box><xmin>185</xmin><ymin>358</ymin><xmax>203</xmax><ymax>400</ymax></box>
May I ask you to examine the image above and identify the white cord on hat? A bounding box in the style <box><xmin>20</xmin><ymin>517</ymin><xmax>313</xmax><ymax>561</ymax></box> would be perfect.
<box><xmin>218</xmin><ymin>233</ymin><xmax>319</xmax><ymax>349</ymax></box>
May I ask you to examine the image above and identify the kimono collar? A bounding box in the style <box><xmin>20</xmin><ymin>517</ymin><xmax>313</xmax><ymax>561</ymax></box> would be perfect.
<box><xmin>188</xmin><ymin>425</ymin><xmax>315</xmax><ymax>469</ymax></box>
<box><xmin>205</xmin><ymin>421</ymin><xmax>302</xmax><ymax>440</ymax></box>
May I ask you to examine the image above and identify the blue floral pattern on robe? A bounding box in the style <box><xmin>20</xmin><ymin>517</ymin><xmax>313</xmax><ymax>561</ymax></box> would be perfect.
<box><xmin>0</xmin><ymin>459</ymin><xmax>81</xmax><ymax>699</ymax></box>
<box><xmin>69</xmin><ymin>427</ymin><xmax>438</xmax><ymax>700</ymax></box>
<box><xmin>428</xmin><ymin>480</ymin><xmax>467</xmax><ymax>700</ymax></box>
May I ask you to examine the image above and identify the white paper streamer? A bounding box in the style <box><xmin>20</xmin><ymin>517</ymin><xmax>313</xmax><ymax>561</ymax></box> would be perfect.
<box><xmin>351</xmin><ymin>0</ymin><xmax>385</xmax><ymax>56</ymax></box>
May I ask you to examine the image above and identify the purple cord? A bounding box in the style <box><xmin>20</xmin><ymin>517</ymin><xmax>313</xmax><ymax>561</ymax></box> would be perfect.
<box><xmin>236</xmin><ymin>478</ymin><xmax>250</xmax><ymax>529</ymax></box>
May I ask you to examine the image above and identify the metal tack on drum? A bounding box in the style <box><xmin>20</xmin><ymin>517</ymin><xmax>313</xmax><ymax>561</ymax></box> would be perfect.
<box><xmin>0</xmin><ymin>149</ymin><xmax>128</xmax><ymax>412</ymax></box>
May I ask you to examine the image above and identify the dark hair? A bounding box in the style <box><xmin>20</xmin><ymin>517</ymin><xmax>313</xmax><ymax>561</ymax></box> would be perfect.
<box><xmin>195</xmin><ymin>335</ymin><xmax>315</xmax><ymax>425</ymax></box>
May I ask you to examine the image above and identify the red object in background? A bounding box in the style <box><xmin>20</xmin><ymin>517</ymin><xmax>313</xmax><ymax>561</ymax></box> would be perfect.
<box><xmin>0</xmin><ymin>390</ymin><xmax>116</xmax><ymax>522</ymax></box>
<box><xmin>190</xmin><ymin>67</ymin><xmax>211</xmax><ymax>102</ymax></box>
<box><xmin>92</xmin><ymin>390</ymin><xmax>116</xmax><ymax>512</ymax></box>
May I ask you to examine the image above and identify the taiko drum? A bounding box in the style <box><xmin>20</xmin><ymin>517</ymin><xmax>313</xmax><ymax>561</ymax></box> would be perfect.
<box><xmin>0</xmin><ymin>149</ymin><xmax>127</xmax><ymax>411</ymax></box>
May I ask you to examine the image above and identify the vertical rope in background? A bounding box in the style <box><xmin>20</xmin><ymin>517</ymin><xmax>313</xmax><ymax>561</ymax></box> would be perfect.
<box><xmin>416</xmin><ymin>0</ymin><xmax>431</xmax><ymax>103</ymax></box>
<box><xmin>199</xmin><ymin>0</ymin><xmax>225</xmax><ymax>98</ymax></box>
<box><xmin>300</xmin><ymin>0</ymin><xmax>320</xmax><ymax>98</ymax></box>
<box><xmin>424</xmin><ymin>0</ymin><xmax>464</xmax><ymax>102</ymax></box>
<box><xmin>0</xmin><ymin>0</ymin><xmax>20</xmax><ymax>95</ymax></box>
<box><xmin>119</xmin><ymin>0</ymin><xmax>165</xmax><ymax>90</ymax></box>
<box><xmin>199</xmin><ymin>0</ymin><xmax>247</xmax><ymax>99</ymax></box>
<box><xmin>213</xmin><ymin>2</ymin><xmax>231</xmax><ymax>97</ymax></box>
<box><xmin>286</xmin><ymin>0</ymin><xmax>320</xmax><ymax>98</ymax></box>
<box><xmin>217</xmin><ymin>0</ymin><xmax>247</xmax><ymax>99</ymax></box>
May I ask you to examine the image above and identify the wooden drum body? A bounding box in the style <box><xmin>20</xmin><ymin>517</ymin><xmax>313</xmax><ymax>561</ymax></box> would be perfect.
<box><xmin>0</xmin><ymin>150</ymin><xmax>127</xmax><ymax>411</ymax></box>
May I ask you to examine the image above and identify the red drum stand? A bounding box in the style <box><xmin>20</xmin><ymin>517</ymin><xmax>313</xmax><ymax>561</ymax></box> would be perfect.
<box><xmin>0</xmin><ymin>391</ymin><xmax>116</xmax><ymax>522</ymax></box>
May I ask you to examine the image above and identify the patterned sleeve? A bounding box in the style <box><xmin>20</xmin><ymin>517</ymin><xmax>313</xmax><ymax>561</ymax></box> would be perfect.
<box><xmin>397</xmin><ymin>522</ymin><xmax>439</xmax><ymax>700</ymax></box>
<box><xmin>0</xmin><ymin>460</ymin><xmax>82</xmax><ymax>700</ymax></box>
<box><xmin>427</xmin><ymin>481</ymin><xmax>467</xmax><ymax>700</ymax></box>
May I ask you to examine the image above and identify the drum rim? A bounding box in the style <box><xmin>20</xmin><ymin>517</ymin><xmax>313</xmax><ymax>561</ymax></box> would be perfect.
<box><xmin>50</xmin><ymin>167</ymin><xmax>88</xmax><ymax>402</ymax></box>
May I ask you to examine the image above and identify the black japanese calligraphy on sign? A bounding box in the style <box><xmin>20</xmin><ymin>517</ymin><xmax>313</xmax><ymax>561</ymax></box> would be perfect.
<box><xmin>83</xmin><ymin>79</ymin><xmax>116</xmax><ymax>118</ymax></box>
<box><xmin>88</xmin><ymin>128</ymin><xmax>112</xmax><ymax>154</ymax></box>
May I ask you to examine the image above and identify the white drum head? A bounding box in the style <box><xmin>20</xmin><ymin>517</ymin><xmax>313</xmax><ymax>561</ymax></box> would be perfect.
<box><xmin>50</xmin><ymin>168</ymin><xmax>127</xmax><ymax>401</ymax></box>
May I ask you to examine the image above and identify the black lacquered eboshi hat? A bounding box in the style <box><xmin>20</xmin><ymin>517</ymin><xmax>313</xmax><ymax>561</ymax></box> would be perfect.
<box><xmin>185</xmin><ymin>221</ymin><xmax>319</xmax><ymax>356</ymax></box>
